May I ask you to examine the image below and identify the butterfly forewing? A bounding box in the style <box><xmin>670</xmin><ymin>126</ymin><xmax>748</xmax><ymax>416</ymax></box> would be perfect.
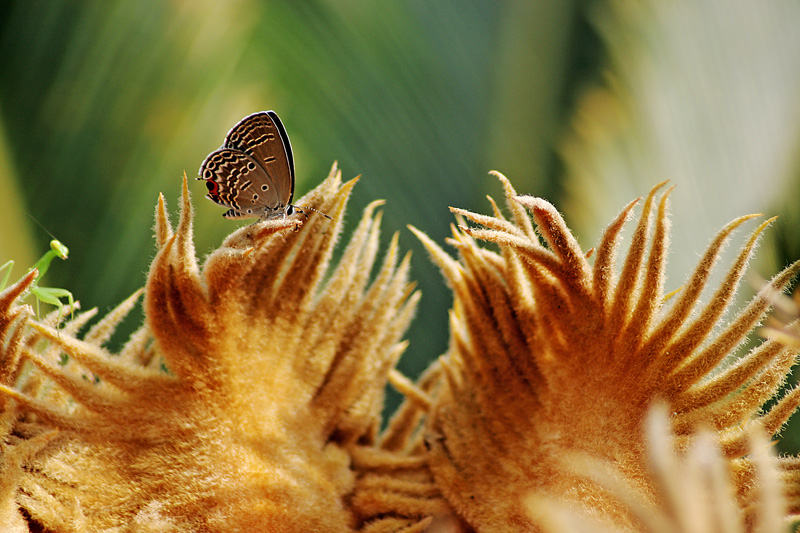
<box><xmin>266</xmin><ymin>110</ymin><xmax>295</xmax><ymax>199</ymax></box>
<box><xmin>223</xmin><ymin>112</ymin><xmax>295</xmax><ymax>205</ymax></box>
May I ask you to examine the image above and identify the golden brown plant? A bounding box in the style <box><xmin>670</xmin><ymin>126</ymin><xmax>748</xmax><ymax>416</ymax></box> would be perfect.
<box><xmin>0</xmin><ymin>168</ymin><xmax>799</xmax><ymax>532</ymax></box>
<box><xmin>0</xmin><ymin>165</ymin><xmax>426</xmax><ymax>532</ymax></box>
<box><xmin>528</xmin><ymin>403</ymin><xmax>789</xmax><ymax>533</ymax></box>
<box><xmin>413</xmin><ymin>173</ymin><xmax>800</xmax><ymax>531</ymax></box>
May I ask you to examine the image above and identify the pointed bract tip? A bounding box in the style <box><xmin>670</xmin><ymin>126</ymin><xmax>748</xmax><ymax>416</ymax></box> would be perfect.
<box><xmin>511</xmin><ymin>195</ymin><xmax>548</xmax><ymax>210</ymax></box>
<box><xmin>342</xmin><ymin>175</ymin><xmax>362</xmax><ymax>189</ymax></box>
<box><xmin>181</xmin><ymin>171</ymin><xmax>190</xmax><ymax>202</ymax></box>
<box><xmin>176</xmin><ymin>172</ymin><xmax>194</xmax><ymax>241</ymax></box>
<box><xmin>362</xmin><ymin>199</ymin><xmax>386</xmax><ymax>221</ymax></box>
<box><xmin>1</xmin><ymin>269</ymin><xmax>39</xmax><ymax>307</ymax></box>
<box><xmin>365</xmin><ymin>199</ymin><xmax>386</xmax><ymax>211</ymax></box>
<box><xmin>489</xmin><ymin>170</ymin><xmax>520</xmax><ymax>199</ymax></box>
<box><xmin>408</xmin><ymin>225</ymin><xmax>438</xmax><ymax>249</ymax></box>
<box><xmin>337</xmin><ymin>175</ymin><xmax>360</xmax><ymax>196</ymax></box>
<box><xmin>645</xmin><ymin>180</ymin><xmax>671</xmax><ymax>200</ymax></box>
<box><xmin>154</xmin><ymin>193</ymin><xmax>173</xmax><ymax>248</ymax></box>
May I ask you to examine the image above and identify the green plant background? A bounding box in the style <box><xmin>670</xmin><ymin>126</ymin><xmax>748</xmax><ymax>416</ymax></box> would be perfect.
<box><xmin>1</xmin><ymin>1</ymin><xmax>799</xmax><ymax>447</ymax></box>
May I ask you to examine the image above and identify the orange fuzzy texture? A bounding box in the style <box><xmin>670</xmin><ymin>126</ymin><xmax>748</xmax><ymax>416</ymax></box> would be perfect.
<box><xmin>529</xmin><ymin>403</ymin><xmax>788</xmax><ymax>533</ymax></box>
<box><xmin>0</xmin><ymin>170</ymin><xmax>799</xmax><ymax>532</ymax></box>
<box><xmin>0</xmin><ymin>165</ymin><xmax>426</xmax><ymax>531</ymax></box>
<box><xmin>414</xmin><ymin>174</ymin><xmax>800</xmax><ymax>531</ymax></box>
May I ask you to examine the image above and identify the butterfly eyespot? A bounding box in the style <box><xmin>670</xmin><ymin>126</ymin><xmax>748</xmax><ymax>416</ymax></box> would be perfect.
<box><xmin>261</xmin><ymin>184</ymin><xmax>269</xmax><ymax>191</ymax></box>
<box><xmin>246</xmin><ymin>209</ymin><xmax>253</xmax><ymax>214</ymax></box>
<box><xmin>247</xmin><ymin>162</ymin><xmax>256</xmax><ymax>171</ymax></box>
<box><xmin>253</xmin><ymin>194</ymin><xmax>259</xmax><ymax>200</ymax></box>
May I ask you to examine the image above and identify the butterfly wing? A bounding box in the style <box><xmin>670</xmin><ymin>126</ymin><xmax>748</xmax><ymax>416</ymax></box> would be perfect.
<box><xmin>198</xmin><ymin>149</ymin><xmax>282</xmax><ymax>219</ymax></box>
<box><xmin>223</xmin><ymin>111</ymin><xmax>295</xmax><ymax>207</ymax></box>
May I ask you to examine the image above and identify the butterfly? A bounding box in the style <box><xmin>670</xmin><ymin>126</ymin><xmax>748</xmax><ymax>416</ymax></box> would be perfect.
<box><xmin>197</xmin><ymin>110</ymin><xmax>299</xmax><ymax>220</ymax></box>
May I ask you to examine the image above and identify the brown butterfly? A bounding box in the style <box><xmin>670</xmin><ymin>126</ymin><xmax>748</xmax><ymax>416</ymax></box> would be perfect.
<box><xmin>197</xmin><ymin>111</ymin><xmax>298</xmax><ymax>220</ymax></box>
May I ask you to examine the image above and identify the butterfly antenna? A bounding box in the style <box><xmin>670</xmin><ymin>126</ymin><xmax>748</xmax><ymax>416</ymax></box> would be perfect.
<box><xmin>295</xmin><ymin>205</ymin><xmax>332</xmax><ymax>220</ymax></box>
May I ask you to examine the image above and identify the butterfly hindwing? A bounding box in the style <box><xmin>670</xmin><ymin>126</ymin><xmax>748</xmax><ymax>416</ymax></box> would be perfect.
<box><xmin>199</xmin><ymin>149</ymin><xmax>281</xmax><ymax>219</ymax></box>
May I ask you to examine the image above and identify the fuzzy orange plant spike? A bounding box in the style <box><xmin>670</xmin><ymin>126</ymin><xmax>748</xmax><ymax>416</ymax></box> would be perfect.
<box><xmin>2</xmin><ymin>166</ymin><xmax>800</xmax><ymax>532</ymax></box>
<box><xmin>529</xmin><ymin>403</ymin><xmax>788</xmax><ymax>533</ymax></box>
<box><xmin>759</xmin><ymin>282</ymin><xmax>800</xmax><ymax>350</ymax></box>
<box><xmin>0</xmin><ymin>164</ymin><xmax>422</xmax><ymax>531</ymax></box>
<box><xmin>0</xmin><ymin>270</ymin><xmax>60</xmax><ymax>532</ymax></box>
<box><xmin>412</xmin><ymin>173</ymin><xmax>800</xmax><ymax>531</ymax></box>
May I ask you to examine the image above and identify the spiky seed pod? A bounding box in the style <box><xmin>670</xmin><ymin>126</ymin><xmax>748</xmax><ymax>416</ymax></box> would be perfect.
<box><xmin>415</xmin><ymin>173</ymin><xmax>800</xmax><ymax>531</ymax></box>
<box><xmin>2</xmin><ymin>168</ymin><xmax>799</xmax><ymax>532</ymax></box>
<box><xmin>0</xmin><ymin>165</ymin><xmax>420</xmax><ymax>532</ymax></box>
